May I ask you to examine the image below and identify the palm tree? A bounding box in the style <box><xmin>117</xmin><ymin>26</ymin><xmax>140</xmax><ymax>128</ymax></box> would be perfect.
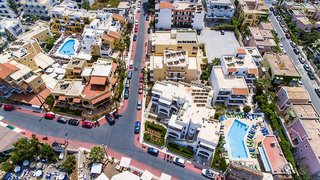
<box><xmin>89</xmin><ymin>146</ymin><xmax>105</xmax><ymax>163</ymax></box>
<box><xmin>254</xmin><ymin>78</ymin><xmax>271</xmax><ymax>95</ymax></box>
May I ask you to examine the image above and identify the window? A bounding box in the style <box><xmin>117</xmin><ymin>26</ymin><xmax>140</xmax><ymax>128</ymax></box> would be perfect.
<box><xmin>305</xmin><ymin>145</ymin><xmax>308</xmax><ymax>149</ymax></box>
<box><xmin>37</xmin><ymin>80</ymin><xmax>42</xmax><ymax>84</ymax></box>
<box><xmin>300</xmin><ymin>149</ymin><xmax>303</xmax><ymax>153</ymax></box>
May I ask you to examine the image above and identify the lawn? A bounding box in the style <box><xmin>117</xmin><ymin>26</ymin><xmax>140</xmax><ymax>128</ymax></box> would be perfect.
<box><xmin>143</xmin><ymin>121</ymin><xmax>166</xmax><ymax>147</ymax></box>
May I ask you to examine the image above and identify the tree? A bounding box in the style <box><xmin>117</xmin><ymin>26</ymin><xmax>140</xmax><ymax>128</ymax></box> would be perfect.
<box><xmin>0</xmin><ymin>161</ymin><xmax>13</xmax><ymax>172</ymax></box>
<box><xmin>10</xmin><ymin>138</ymin><xmax>39</xmax><ymax>164</ymax></box>
<box><xmin>46</xmin><ymin>38</ymin><xmax>55</xmax><ymax>51</ymax></box>
<box><xmin>89</xmin><ymin>146</ymin><xmax>105</xmax><ymax>163</ymax></box>
<box><xmin>254</xmin><ymin>78</ymin><xmax>271</xmax><ymax>95</ymax></box>
<box><xmin>61</xmin><ymin>155</ymin><xmax>76</xmax><ymax>174</ymax></box>
<box><xmin>212</xmin><ymin>58</ymin><xmax>221</xmax><ymax>66</ymax></box>
<box><xmin>243</xmin><ymin>105</ymin><xmax>251</xmax><ymax>113</ymax></box>
<box><xmin>40</xmin><ymin>144</ymin><xmax>57</xmax><ymax>162</ymax></box>
<box><xmin>200</xmin><ymin>71</ymin><xmax>210</xmax><ymax>81</ymax></box>
<box><xmin>82</xmin><ymin>0</ymin><xmax>90</xmax><ymax>10</ymax></box>
<box><xmin>7</xmin><ymin>0</ymin><xmax>19</xmax><ymax>16</ymax></box>
<box><xmin>45</xmin><ymin>94</ymin><xmax>54</xmax><ymax>107</ymax></box>
<box><xmin>297</xmin><ymin>166</ymin><xmax>312</xmax><ymax>180</ymax></box>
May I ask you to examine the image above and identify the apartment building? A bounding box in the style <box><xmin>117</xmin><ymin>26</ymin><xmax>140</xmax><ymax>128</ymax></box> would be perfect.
<box><xmin>65</xmin><ymin>58</ymin><xmax>88</xmax><ymax>78</ymax></box>
<box><xmin>276</xmin><ymin>86</ymin><xmax>310</xmax><ymax>112</ymax></box>
<box><xmin>19</xmin><ymin>21</ymin><xmax>53</xmax><ymax>43</ymax></box>
<box><xmin>220</xmin><ymin>47</ymin><xmax>261</xmax><ymax>85</ymax></box>
<box><xmin>151</xmin><ymin>30</ymin><xmax>200</xmax><ymax>57</ymax></box>
<box><xmin>0</xmin><ymin>61</ymin><xmax>46</xmax><ymax>98</ymax></box>
<box><xmin>238</xmin><ymin>0</ymin><xmax>268</xmax><ymax>27</ymax></box>
<box><xmin>210</xmin><ymin>66</ymin><xmax>249</xmax><ymax>106</ymax></box>
<box><xmin>244</xmin><ymin>23</ymin><xmax>277</xmax><ymax>54</ymax></box>
<box><xmin>52</xmin><ymin>59</ymin><xmax>118</xmax><ymax>110</ymax></box>
<box><xmin>0</xmin><ymin>0</ymin><xmax>18</xmax><ymax>18</ymax></box>
<box><xmin>79</xmin><ymin>12</ymin><xmax>124</xmax><ymax>59</ymax></box>
<box><xmin>20</xmin><ymin>0</ymin><xmax>58</xmax><ymax>19</ymax></box>
<box><xmin>151</xmin><ymin>81</ymin><xmax>220</xmax><ymax>160</ymax></box>
<box><xmin>150</xmin><ymin>50</ymin><xmax>201</xmax><ymax>82</ymax></box>
<box><xmin>0</xmin><ymin>18</ymin><xmax>25</xmax><ymax>38</ymax></box>
<box><xmin>205</xmin><ymin>0</ymin><xmax>235</xmax><ymax>22</ymax></box>
<box><xmin>263</xmin><ymin>53</ymin><xmax>301</xmax><ymax>85</ymax></box>
<box><xmin>155</xmin><ymin>1</ymin><xmax>204</xmax><ymax>30</ymax></box>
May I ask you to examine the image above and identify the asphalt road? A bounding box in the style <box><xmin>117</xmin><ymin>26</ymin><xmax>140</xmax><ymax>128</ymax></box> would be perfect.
<box><xmin>266</xmin><ymin>2</ymin><xmax>320</xmax><ymax>113</ymax></box>
<box><xmin>0</xmin><ymin>1</ymin><xmax>204</xmax><ymax>180</ymax></box>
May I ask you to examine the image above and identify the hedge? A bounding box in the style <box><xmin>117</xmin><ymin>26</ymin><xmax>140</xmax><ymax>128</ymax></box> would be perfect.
<box><xmin>53</xmin><ymin>106</ymin><xmax>82</xmax><ymax>116</ymax></box>
<box><xmin>167</xmin><ymin>142</ymin><xmax>194</xmax><ymax>159</ymax></box>
<box><xmin>145</xmin><ymin>121</ymin><xmax>166</xmax><ymax>137</ymax></box>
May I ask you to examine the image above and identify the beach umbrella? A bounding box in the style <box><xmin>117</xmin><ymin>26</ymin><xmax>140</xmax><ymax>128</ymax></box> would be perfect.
<box><xmin>23</xmin><ymin>160</ymin><xmax>29</xmax><ymax>167</ymax></box>
<box><xmin>30</xmin><ymin>162</ymin><xmax>36</xmax><ymax>168</ymax></box>
<box><xmin>35</xmin><ymin>170</ymin><xmax>43</xmax><ymax>177</ymax></box>
<box><xmin>36</xmin><ymin>162</ymin><xmax>43</xmax><ymax>169</ymax></box>
<box><xmin>14</xmin><ymin>166</ymin><xmax>21</xmax><ymax>173</ymax></box>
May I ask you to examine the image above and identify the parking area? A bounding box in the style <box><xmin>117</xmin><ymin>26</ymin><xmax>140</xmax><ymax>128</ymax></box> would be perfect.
<box><xmin>199</xmin><ymin>30</ymin><xmax>240</xmax><ymax>63</ymax></box>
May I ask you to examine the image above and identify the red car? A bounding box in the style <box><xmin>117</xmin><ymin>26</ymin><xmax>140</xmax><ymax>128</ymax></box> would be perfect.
<box><xmin>139</xmin><ymin>73</ymin><xmax>144</xmax><ymax>83</ymax></box>
<box><xmin>44</xmin><ymin>113</ymin><xmax>55</xmax><ymax>120</ymax></box>
<box><xmin>3</xmin><ymin>105</ymin><xmax>14</xmax><ymax>111</ymax></box>
<box><xmin>138</xmin><ymin>84</ymin><xmax>143</xmax><ymax>94</ymax></box>
<box><xmin>134</xmin><ymin>25</ymin><xmax>138</xmax><ymax>33</ymax></box>
<box><xmin>82</xmin><ymin>121</ymin><xmax>93</xmax><ymax>128</ymax></box>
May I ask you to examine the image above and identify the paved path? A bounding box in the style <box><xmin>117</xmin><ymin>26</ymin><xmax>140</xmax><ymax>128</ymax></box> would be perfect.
<box><xmin>0</xmin><ymin>1</ymin><xmax>205</xmax><ymax>180</ymax></box>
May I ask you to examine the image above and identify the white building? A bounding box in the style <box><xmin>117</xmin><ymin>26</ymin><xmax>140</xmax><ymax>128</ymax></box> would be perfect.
<box><xmin>20</xmin><ymin>0</ymin><xmax>58</xmax><ymax>19</ymax></box>
<box><xmin>0</xmin><ymin>18</ymin><xmax>25</xmax><ymax>38</ymax></box>
<box><xmin>205</xmin><ymin>0</ymin><xmax>235</xmax><ymax>22</ymax></box>
<box><xmin>0</xmin><ymin>0</ymin><xmax>18</xmax><ymax>18</ymax></box>
<box><xmin>210</xmin><ymin>66</ymin><xmax>249</xmax><ymax>106</ymax></box>
<box><xmin>151</xmin><ymin>81</ymin><xmax>220</xmax><ymax>160</ymax></box>
<box><xmin>220</xmin><ymin>47</ymin><xmax>261</xmax><ymax>85</ymax></box>
<box><xmin>155</xmin><ymin>1</ymin><xmax>204</xmax><ymax>30</ymax></box>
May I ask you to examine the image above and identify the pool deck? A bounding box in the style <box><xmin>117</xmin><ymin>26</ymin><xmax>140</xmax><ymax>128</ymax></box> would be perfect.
<box><xmin>54</xmin><ymin>38</ymin><xmax>80</xmax><ymax>59</ymax></box>
<box><xmin>221</xmin><ymin>115</ymin><xmax>267</xmax><ymax>170</ymax></box>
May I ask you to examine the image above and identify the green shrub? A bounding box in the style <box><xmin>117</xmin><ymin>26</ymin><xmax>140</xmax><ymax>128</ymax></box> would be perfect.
<box><xmin>167</xmin><ymin>142</ymin><xmax>193</xmax><ymax>159</ymax></box>
<box><xmin>53</xmin><ymin>107</ymin><xmax>82</xmax><ymax>116</ymax></box>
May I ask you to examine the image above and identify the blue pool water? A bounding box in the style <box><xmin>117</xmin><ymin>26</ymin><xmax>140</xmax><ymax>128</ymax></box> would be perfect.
<box><xmin>59</xmin><ymin>39</ymin><xmax>76</xmax><ymax>56</ymax></box>
<box><xmin>227</xmin><ymin>119</ymin><xmax>249</xmax><ymax>159</ymax></box>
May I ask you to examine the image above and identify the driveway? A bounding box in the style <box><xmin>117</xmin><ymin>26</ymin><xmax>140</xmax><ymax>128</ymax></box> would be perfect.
<box><xmin>199</xmin><ymin>29</ymin><xmax>240</xmax><ymax>63</ymax></box>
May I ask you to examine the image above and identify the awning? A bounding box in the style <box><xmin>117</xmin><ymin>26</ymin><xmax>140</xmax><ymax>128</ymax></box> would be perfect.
<box><xmin>58</xmin><ymin>95</ymin><xmax>66</xmax><ymax>101</ymax></box>
<box><xmin>73</xmin><ymin>69</ymin><xmax>82</xmax><ymax>74</ymax></box>
<box><xmin>141</xmin><ymin>170</ymin><xmax>153</xmax><ymax>180</ymax></box>
<box><xmin>160</xmin><ymin>173</ymin><xmax>171</xmax><ymax>180</ymax></box>
<box><xmin>228</xmin><ymin>68</ymin><xmax>237</xmax><ymax>73</ymax></box>
<box><xmin>90</xmin><ymin>163</ymin><xmax>102</xmax><ymax>174</ymax></box>
<box><xmin>111</xmin><ymin>171</ymin><xmax>139</xmax><ymax>180</ymax></box>
<box><xmin>119</xmin><ymin>157</ymin><xmax>131</xmax><ymax>168</ymax></box>
<box><xmin>96</xmin><ymin>173</ymin><xmax>109</xmax><ymax>180</ymax></box>
<box><xmin>232</xmin><ymin>88</ymin><xmax>249</xmax><ymax>95</ymax></box>
<box><xmin>91</xmin><ymin>92</ymin><xmax>112</xmax><ymax>105</ymax></box>
<box><xmin>73</xmin><ymin>98</ymin><xmax>81</xmax><ymax>103</ymax></box>
<box><xmin>258</xmin><ymin>146</ymin><xmax>271</xmax><ymax>173</ymax></box>
<box><xmin>248</xmin><ymin>68</ymin><xmax>259</xmax><ymax>75</ymax></box>
<box><xmin>90</xmin><ymin>76</ymin><xmax>107</xmax><ymax>85</ymax></box>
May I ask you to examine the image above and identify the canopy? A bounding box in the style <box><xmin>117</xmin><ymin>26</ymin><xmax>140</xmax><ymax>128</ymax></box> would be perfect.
<box><xmin>141</xmin><ymin>170</ymin><xmax>153</xmax><ymax>180</ymax></box>
<box><xmin>160</xmin><ymin>173</ymin><xmax>172</xmax><ymax>180</ymax></box>
<box><xmin>23</xmin><ymin>160</ymin><xmax>29</xmax><ymax>166</ymax></box>
<box><xmin>96</xmin><ymin>173</ymin><xmax>109</xmax><ymax>180</ymax></box>
<box><xmin>119</xmin><ymin>157</ymin><xmax>131</xmax><ymax>168</ymax></box>
<box><xmin>90</xmin><ymin>163</ymin><xmax>103</xmax><ymax>174</ymax></box>
<box><xmin>58</xmin><ymin>173</ymin><xmax>66</xmax><ymax>180</ymax></box>
<box><xmin>111</xmin><ymin>171</ymin><xmax>139</xmax><ymax>180</ymax></box>
<box><xmin>35</xmin><ymin>170</ymin><xmax>43</xmax><ymax>177</ymax></box>
<box><xmin>14</xmin><ymin>166</ymin><xmax>21</xmax><ymax>173</ymax></box>
<box><xmin>36</xmin><ymin>162</ymin><xmax>43</xmax><ymax>169</ymax></box>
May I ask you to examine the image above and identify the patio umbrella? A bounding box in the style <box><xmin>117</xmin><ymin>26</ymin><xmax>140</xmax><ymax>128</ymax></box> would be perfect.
<box><xmin>35</xmin><ymin>170</ymin><xmax>42</xmax><ymax>177</ymax></box>
<box><xmin>30</xmin><ymin>162</ymin><xmax>36</xmax><ymax>169</ymax></box>
<box><xmin>36</xmin><ymin>162</ymin><xmax>43</xmax><ymax>169</ymax></box>
<box><xmin>14</xmin><ymin>166</ymin><xmax>21</xmax><ymax>173</ymax></box>
<box><xmin>23</xmin><ymin>160</ymin><xmax>29</xmax><ymax>167</ymax></box>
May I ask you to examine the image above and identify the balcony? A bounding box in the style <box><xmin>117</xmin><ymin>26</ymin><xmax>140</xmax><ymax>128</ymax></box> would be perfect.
<box><xmin>230</xmin><ymin>95</ymin><xmax>247</xmax><ymax>99</ymax></box>
<box><xmin>218</xmin><ymin>91</ymin><xmax>230</xmax><ymax>96</ymax></box>
<box><xmin>228</xmin><ymin>99</ymin><xmax>245</xmax><ymax>105</ymax></box>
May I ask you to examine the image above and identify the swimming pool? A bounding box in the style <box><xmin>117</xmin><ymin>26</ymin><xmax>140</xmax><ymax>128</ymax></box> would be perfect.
<box><xmin>59</xmin><ymin>39</ymin><xmax>76</xmax><ymax>56</ymax></box>
<box><xmin>227</xmin><ymin>119</ymin><xmax>249</xmax><ymax>159</ymax></box>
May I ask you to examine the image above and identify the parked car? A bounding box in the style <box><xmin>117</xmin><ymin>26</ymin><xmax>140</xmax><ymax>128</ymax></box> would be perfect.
<box><xmin>44</xmin><ymin>113</ymin><xmax>55</xmax><ymax>120</ymax></box>
<box><xmin>105</xmin><ymin>113</ymin><xmax>115</xmax><ymax>125</ymax></box>
<box><xmin>139</xmin><ymin>73</ymin><xmax>144</xmax><ymax>83</ymax></box>
<box><xmin>220</xmin><ymin>30</ymin><xmax>225</xmax><ymax>35</ymax></box>
<box><xmin>125</xmin><ymin>79</ymin><xmax>130</xmax><ymax>89</ymax></box>
<box><xmin>308</xmin><ymin>71</ymin><xmax>315</xmax><ymax>80</ymax></box>
<box><xmin>146</xmin><ymin>15</ymin><xmax>149</xmax><ymax>21</ymax></box>
<box><xmin>134</xmin><ymin>121</ymin><xmax>140</xmax><ymax>134</ymax></box>
<box><xmin>293</xmin><ymin>48</ymin><xmax>300</xmax><ymax>55</ymax></box>
<box><xmin>269</xmin><ymin>7</ymin><xmax>274</xmax><ymax>12</ymax></box>
<box><xmin>290</xmin><ymin>42</ymin><xmax>297</xmax><ymax>48</ymax></box>
<box><xmin>113</xmin><ymin>111</ymin><xmax>120</xmax><ymax>119</ymax></box>
<box><xmin>147</xmin><ymin>147</ymin><xmax>159</xmax><ymax>156</ymax></box>
<box><xmin>133</xmin><ymin>34</ymin><xmax>137</xmax><ymax>41</ymax></box>
<box><xmin>137</xmin><ymin>100</ymin><xmax>142</xmax><ymax>110</ymax></box>
<box><xmin>279</xmin><ymin>43</ymin><xmax>283</xmax><ymax>48</ymax></box>
<box><xmin>138</xmin><ymin>84</ymin><xmax>143</xmax><ymax>94</ymax></box>
<box><xmin>173</xmin><ymin>157</ymin><xmax>186</xmax><ymax>167</ymax></box>
<box><xmin>285</xmin><ymin>33</ymin><xmax>290</xmax><ymax>39</ymax></box>
<box><xmin>304</xmin><ymin>64</ymin><xmax>311</xmax><ymax>72</ymax></box>
<box><xmin>3</xmin><ymin>104</ymin><xmax>14</xmax><ymax>111</ymax></box>
<box><xmin>124</xmin><ymin>89</ymin><xmax>129</xmax><ymax>99</ymax></box>
<box><xmin>82</xmin><ymin>121</ymin><xmax>93</xmax><ymax>128</ymax></box>
<box><xmin>57</xmin><ymin>116</ymin><xmax>68</xmax><ymax>124</ymax></box>
<box><xmin>282</xmin><ymin>27</ymin><xmax>288</xmax><ymax>33</ymax></box>
<box><xmin>298</xmin><ymin>57</ymin><xmax>306</xmax><ymax>64</ymax></box>
<box><xmin>127</xmin><ymin>71</ymin><xmax>132</xmax><ymax>79</ymax></box>
<box><xmin>315</xmin><ymin>88</ymin><xmax>320</xmax><ymax>98</ymax></box>
<box><xmin>201</xmin><ymin>169</ymin><xmax>216</xmax><ymax>179</ymax></box>
<box><xmin>134</xmin><ymin>25</ymin><xmax>138</xmax><ymax>33</ymax></box>
<box><xmin>276</xmin><ymin>15</ymin><xmax>281</xmax><ymax>21</ymax></box>
<box><xmin>68</xmin><ymin>119</ymin><xmax>80</xmax><ymax>126</ymax></box>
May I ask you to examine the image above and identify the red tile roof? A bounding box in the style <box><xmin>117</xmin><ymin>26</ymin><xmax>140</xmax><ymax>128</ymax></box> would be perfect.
<box><xmin>73</xmin><ymin>98</ymin><xmax>81</xmax><ymax>103</ymax></box>
<box><xmin>91</xmin><ymin>92</ymin><xmax>112</xmax><ymax>105</ymax></box>
<box><xmin>12</xmin><ymin>88</ymin><xmax>51</xmax><ymax>106</ymax></box>
<box><xmin>89</xmin><ymin>76</ymin><xmax>107</xmax><ymax>85</ymax></box>
<box><xmin>248</xmin><ymin>68</ymin><xmax>259</xmax><ymax>75</ymax></box>
<box><xmin>228</xmin><ymin>68</ymin><xmax>238</xmax><ymax>73</ymax></box>
<box><xmin>58</xmin><ymin>95</ymin><xmax>66</xmax><ymax>101</ymax></box>
<box><xmin>0</xmin><ymin>63</ymin><xmax>18</xmax><ymax>79</ymax></box>
<box><xmin>236</xmin><ymin>48</ymin><xmax>246</xmax><ymax>54</ymax></box>
<box><xmin>159</xmin><ymin>2</ymin><xmax>173</xmax><ymax>9</ymax></box>
<box><xmin>232</xmin><ymin>88</ymin><xmax>249</xmax><ymax>95</ymax></box>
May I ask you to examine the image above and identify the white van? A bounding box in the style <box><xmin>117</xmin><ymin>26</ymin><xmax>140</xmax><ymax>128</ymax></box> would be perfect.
<box><xmin>129</xmin><ymin>60</ymin><xmax>133</xmax><ymax>68</ymax></box>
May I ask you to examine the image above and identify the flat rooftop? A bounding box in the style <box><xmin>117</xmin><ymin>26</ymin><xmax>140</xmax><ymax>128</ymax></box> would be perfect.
<box><xmin>249</xmin><ymin>27</ymin><xmax>276</xmax><ymax>47</ymax></box>
<box><xmin>212</xmin><ymin>67</ymin><xmax>248</xmax><ymax>90</ymax></box>
<box><xmin>19</xmin><ymin>21</ymin><xmax>50</xmax><ymax>41</ymax></box>
<box><xmin>282</xmin><ymin>86</ymin><xmax>310</xmax><ymax>101</ymax></box>
<box><xmin>52</xmin><ymin>80</ymin><xmax>85</xmax><ymax>96</ymax></box>
<box><xmin>292</xmin><ymin>104</ymin><xmax>319</xmax><ymax>119</ymax></box>
<box><xmin>0</xmin><ymin>125</ymin><xmax>23</xmax><ymax>153</ymax></box>
<box><xmin>261</xmin><ymin>135</ymin><xmax>288</xmax><ymax>174</ymax></box>
<box><xmin>153</xmin><ymin>30</ymin><xmax>199</xmax><ymax>45</ymax></box>
<box><xmin>151</xmin><ymin>50</ymin><xmax>198</xmax><ymax>70</ymax></box>
<box><xmin>300</xmin><ymin>119</ymin><xmax>320</xmax><ymax>160</ymax></box>
<box><xmin>264</xmin><ymin>53</ymin><xmax>301</xmax><ymax>78</ymax></box>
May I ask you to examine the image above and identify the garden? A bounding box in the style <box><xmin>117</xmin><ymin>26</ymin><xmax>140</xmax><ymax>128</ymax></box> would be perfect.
<box><xmin>211</xmin><ymin>137</ymin><xmax>227</xmax><ymax>172</ymax></box>
<box><xmin>167</xmin><ymin>142</ymin><xmax>194</xmax><ymax>159</ymax></box>
<box><xmin>143</xmin><ymin>121</ymin><xmax>166</xmax><ymax>147</ymax></box>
